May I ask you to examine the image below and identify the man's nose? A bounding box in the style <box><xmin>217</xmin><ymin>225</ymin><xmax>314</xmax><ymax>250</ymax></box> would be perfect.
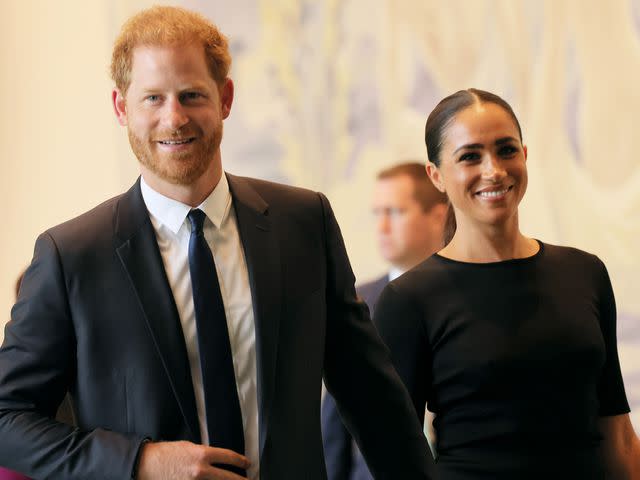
<box><xmin>377</xmin><ymin>214</ymin><xmax>391</xmax><ymax>233</ymax></box>
<box><xmin>162</xmin><ymin>98</ymin><xmax>189</xmax><ymax>131</ymax></box>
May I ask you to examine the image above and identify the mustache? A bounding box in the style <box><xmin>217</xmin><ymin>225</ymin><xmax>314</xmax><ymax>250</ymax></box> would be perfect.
<box><xmin>153</xmin><ymin>130</ymin><xmax>198</xmax><ymax>140</ymax></box>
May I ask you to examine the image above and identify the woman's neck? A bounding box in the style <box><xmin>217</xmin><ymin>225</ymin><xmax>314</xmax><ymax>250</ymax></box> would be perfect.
<box><xmin>439</xmin><ymin>215</ymin><xmax>539</xmax><ymax>263</ymax></box>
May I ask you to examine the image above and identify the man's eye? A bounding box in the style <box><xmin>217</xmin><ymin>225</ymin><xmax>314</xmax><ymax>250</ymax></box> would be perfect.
<box><xmin>182</xmin><ymin>92</ymin><xmax>203</xmax><ymax>101</ymax></box>
<box><xmin>146</xmin><ymin>95</ymin><xmax>160</xmax><ymax>102</ymax></box>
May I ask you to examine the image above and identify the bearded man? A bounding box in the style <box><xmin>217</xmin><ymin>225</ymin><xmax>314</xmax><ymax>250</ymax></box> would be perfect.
<box><xmin>0</xmin><ymin>6</ymin><xmax>434</xmax><ymax>480</ymax></box>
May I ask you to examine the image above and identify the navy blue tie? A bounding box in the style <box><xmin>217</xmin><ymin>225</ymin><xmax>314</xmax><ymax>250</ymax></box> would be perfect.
<box><xmin>187</xmin><ymin>209</ymin><xmax>246</xmax><ymax>476</ymax></box>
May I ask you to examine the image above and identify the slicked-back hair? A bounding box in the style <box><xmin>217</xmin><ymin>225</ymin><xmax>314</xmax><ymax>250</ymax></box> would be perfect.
<box><xmin>423</xmin><ymin>89</ymin><xmax>523</xmax><ymax>244</ymax></box>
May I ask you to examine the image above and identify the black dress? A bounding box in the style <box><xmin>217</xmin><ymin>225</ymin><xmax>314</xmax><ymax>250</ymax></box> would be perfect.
<box><xmin>374</xmin><ymin>242</ymin><xmax>630</xmax><ymax>480</ymax></box>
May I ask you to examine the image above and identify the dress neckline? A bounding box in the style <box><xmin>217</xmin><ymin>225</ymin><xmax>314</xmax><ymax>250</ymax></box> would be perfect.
<box><xmin>433</xmin><ymin>239</ymin><xmax>544</xmax><ymax>267</ymax></box>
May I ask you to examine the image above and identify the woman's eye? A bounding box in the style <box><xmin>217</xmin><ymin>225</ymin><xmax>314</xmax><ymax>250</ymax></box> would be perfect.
<box><xmin>459</xmin><ymin>152</ymin><xmax>480</xmax><ymax>162</ymax></box>
<box><xmin>499</xmin><ymin>145</ymin><xmax>518</xmax><ymax>156</ymax></box>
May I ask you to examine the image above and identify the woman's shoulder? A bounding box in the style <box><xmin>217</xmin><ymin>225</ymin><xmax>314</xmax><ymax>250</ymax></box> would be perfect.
<box><xmin>386</xmin><ymin>255</ymin><xmax>452</xmax><ymax>298</ymax></box>
<box><xmin>539</xmin><ymin>241</ymin><xmax>604</xmax><ymax>269</ymax></box>
<box><xmin>374</xmin><ymin>259</ymin><xmax>446</xmax><ymax>329</ymax></box>
<box><xmin>533</xmin><ymin>241</ymin><xmax>612</xmax><ymax>291</ymax></box>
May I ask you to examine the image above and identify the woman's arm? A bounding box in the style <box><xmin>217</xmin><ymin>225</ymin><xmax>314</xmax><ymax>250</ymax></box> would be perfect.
<box><xmin>598</xmin><ymin>414</ymin><xmax>640</xmax><ymax>479</ymax></box>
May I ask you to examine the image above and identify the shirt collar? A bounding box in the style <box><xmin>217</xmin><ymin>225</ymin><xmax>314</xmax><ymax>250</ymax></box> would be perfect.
<box><xmin>140</xmin><ymin>173</ymin><xmax>232</xmax><ymax>234</ymax></box>
<box><xmin>388</xmin><ymin>266</ymin><xmax>405</xmax><ymax>281</ymax></box>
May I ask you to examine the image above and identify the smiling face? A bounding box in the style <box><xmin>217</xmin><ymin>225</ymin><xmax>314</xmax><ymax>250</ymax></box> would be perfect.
<box><xmin>112</xmin><ymin>42</ymin><xmax>233</xmax><ymax>189</ymax></box>
<box><xmin>427</xmin><ymin>102</ymin><xmax>528</xmax><ymax>231</ymax></box>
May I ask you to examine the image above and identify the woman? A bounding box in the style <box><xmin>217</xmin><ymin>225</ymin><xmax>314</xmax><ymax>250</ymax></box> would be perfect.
<box><xmin>374</xmin><ymin>89</ymin><xmax>639</xmax><ymax>479</ymax></box>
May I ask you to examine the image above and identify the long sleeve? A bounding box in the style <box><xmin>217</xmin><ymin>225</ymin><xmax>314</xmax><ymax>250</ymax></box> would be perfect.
<box><xmin>0</xmin><ymin>232</ymin><xmax>145</xmax><ymax>479</ymax></box>
<box><xmin>318</xmin><ymin>192</ymin><xmax>435</xmax><ymax>479</ymax></box>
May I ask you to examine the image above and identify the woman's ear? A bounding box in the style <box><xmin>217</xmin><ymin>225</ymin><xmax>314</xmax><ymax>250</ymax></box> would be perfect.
<box><xmin>426</xmin><ymin>162</ymin><xmax>445</xmax><ymax>193</ymax></box>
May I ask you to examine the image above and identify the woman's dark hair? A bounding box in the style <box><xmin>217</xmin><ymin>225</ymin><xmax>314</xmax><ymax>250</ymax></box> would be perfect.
<box><xmin>424</xmin><ymin>88</ymin><xmax>523</xmax><ymax>245</ymax></box>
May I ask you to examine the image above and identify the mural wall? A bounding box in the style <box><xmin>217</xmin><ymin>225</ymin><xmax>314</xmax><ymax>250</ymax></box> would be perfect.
<box><xmin>1</xmin><ymin>0</ymin><xmax>637</xmax><ymax>432</ymax></box>
<box><xmin>162</xmin><ymin>0</ymin><xmax>640</xmax><ymax>428</ymax></box>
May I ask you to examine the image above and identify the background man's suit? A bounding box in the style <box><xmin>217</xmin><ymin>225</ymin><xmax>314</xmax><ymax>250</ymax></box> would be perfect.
<box><xmin>354</xmin><ymin>276</ymin><xmax>389</xmax><ymax>317</ymax></box>
<box><xmin>0</xmin><ymin>175</ymin><xmax>433</xmax><ymax>479</ymax></box>
<box><xmin>322</xmin><ymin>274</ymin><xmax>389</xmax><ymax>480</ymax></box>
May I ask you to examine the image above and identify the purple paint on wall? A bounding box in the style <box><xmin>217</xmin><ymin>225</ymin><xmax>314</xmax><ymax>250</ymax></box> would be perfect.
<box><xmin>618</xmin><ymin>311</ymin><xmax>640</xmax><ymax>414</ymax></box>
<box><xmin>631</xmin><ymin>0</ymin><xmax>640</xmax><ymax>38</ymax></box>
<box><xmin>345</xmin><ymin>35</ymin><xmax>383</xmax><ymax>179</ymax></box>
<box><xmin>619</xmin><ymin>312</ymin><xmax>640</xmax><ymax>340</ymax></box>
<box><xmin>409</xmin><ymin>60</ymin><xmax>441</xmax><ymax>117</ymax></box>
<box><xmin>564</xmin><ymin>39</ymin><xmax>582</xmax><ymax>165</ymax></box>
<box><xmin>622</xmin><ymin>370</ymin><xmax>640</xmax><ymax>408</ymax></box>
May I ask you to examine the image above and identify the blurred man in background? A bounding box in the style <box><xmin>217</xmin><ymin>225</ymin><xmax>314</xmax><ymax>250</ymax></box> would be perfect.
<box><xmin>322</xmin><ymin>162</ymin><xmax>447</xmax><ymax>480</ymax></box>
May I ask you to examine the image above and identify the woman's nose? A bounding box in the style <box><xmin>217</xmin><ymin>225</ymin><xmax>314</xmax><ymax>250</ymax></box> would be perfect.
<box><xmin>482</xmin><ymin>155</ymin><xmax>506</xmax><ymax>180</ymax></box>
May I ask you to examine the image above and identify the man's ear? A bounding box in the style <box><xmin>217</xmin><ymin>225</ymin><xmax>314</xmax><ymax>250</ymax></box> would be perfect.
<box><xmin>430</xmin><ymin>202</ymin><xmax>448</xmax><ymax>222</ymax></box>
<box><xmin>112</xmin><ymin>89</ymin><xmax>128</xmax><ymax>126</ymax></box>
<box><xmin>220</xmin><ymin>78</ymin><xmax>234</xmax><ymax>119</ymax></box>
<box><xmin>426</xmin><ymin>162</ymin><xmax>445</xmax><ymax>193</ymax></box>
<box><xmin>523</xmin><ymin>144</ymin><xmax>528</xmax><ymax>162</ymax></box>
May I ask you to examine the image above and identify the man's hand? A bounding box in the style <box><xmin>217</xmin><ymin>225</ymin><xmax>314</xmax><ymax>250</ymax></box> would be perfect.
<box><xmin>136</xmin><ymin>440</ymin><xmax>250</xmax><ymax>480</ymax></box>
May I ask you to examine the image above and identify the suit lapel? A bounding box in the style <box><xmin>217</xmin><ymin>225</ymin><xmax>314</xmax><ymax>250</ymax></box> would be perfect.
<box><xmin>113</xmin><ymin>179</ymin><xmax>200</xmax><ymax>441</ymax></box>
<box><xmin>227</xmin><ymin>173</ymin><xmax>282</xmax><ymax>457</ymax></box>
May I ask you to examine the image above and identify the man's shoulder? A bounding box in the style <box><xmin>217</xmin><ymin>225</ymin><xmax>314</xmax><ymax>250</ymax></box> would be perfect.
<box><xmin>357</xmin><ymin>274</ymin><xmax>388</xmax><ymax>294</ymax></box>
<box><xmin>45</xmin><ymin>183</ymin><xmax>139</xmax><ymax>248</ymax></box>
<box><xmin>228</xmin><ymin>173</ymin><xmax>321</xmax><ymax>204</ymax></box>
<box><xmin>227</xmin><ymin>173</ymin><xmax>333</xmax><ymax>227</ymax></box>
<box><xmin>356</xmin><ymin>274</ymin><xmax>388</xmax><ymax>307</ymax></box>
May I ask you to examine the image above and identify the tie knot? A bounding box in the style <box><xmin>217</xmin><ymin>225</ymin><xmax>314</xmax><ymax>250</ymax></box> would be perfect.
<box><xmin>188</xmin><ymin>209</ymin><xmax>207</xmax><ymax>234</ymax></box>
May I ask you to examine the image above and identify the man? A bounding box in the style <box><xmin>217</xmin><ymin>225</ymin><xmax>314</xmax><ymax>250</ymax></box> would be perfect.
<box><xmin>0</xmin><ymin>7</ymin><xmax>434</xmax><ymax>480</ymax></box>
<box><xmin>322</xmin><ymin>163</ymin><xmax>447</xmax><ymax>480</ymax></box>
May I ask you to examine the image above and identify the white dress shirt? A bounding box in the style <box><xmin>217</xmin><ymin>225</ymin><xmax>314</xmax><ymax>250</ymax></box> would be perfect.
<box><xmin>388</xmin><ymin>266</ymin><xmax>404</xmax><ymax>282</ymax></box>
<box><xmin>141</xmin><ymin>175</ymin><xmax>259</xmax><ymax>479</ymax></box>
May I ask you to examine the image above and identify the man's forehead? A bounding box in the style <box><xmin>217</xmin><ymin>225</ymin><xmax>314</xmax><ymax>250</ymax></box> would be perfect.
<box><xmin>373</xmin><ymin>181</ymin><xmax>415</xmax><ymax>202</ymax></box>
<box><xmin>129</xmin><ymin>41</ymin><xmax>204</xmax><ymax>65</ymax></box>
<box><xmin>126</xmin><ymin>43</ymin><xmax>214</xmax><ymax>91</ymax></box>
<box><xmin>376</xmin><ymin>174</ymin><xmax>416</xmax><ymax>192</ymax></box>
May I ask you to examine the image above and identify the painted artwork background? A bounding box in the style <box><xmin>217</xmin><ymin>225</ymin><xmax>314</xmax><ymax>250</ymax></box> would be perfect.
<box><xmin>1</xmin><ymin>0</ymin><xmax>639</xmax><ymax>430</ymax></box>
<box><xmin>176</xmin><ymin>0</ymin><xmax>640</xmax><ymax>428</ymax></box>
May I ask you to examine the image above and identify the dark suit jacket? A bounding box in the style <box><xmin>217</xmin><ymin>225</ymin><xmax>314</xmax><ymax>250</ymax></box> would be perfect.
<box><xmin>355</xmin><ymin>276</ymin><xmax>389</xmax><ymax>315</ymax></box>
<box><xmin>0</xmin><ymin>175</ymin><xmax>433</xmax><ymax>480</ymax></box>
<box><xmin>322</xmin><ymin>275</ymin><xmax>389</xmax><ymax>480</ymax></box>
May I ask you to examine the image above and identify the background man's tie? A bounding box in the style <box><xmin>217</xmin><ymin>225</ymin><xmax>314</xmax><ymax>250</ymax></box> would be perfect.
<box><xmin>188</xmin><ymin>209</ymin><xmax>246</xmax><ymax>476</ymax></box>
